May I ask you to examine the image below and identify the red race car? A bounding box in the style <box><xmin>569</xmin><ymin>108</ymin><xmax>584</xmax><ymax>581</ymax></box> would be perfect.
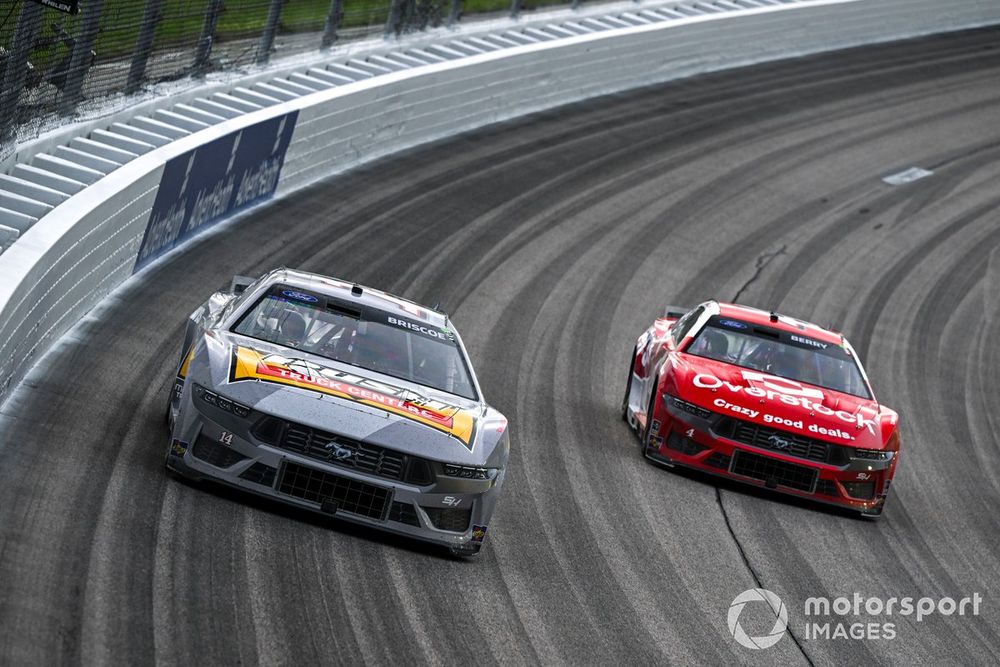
<box><xmin>622</xmin><ymin>301</ymin><xmax>899</xmax><ymax>517</ymax></box>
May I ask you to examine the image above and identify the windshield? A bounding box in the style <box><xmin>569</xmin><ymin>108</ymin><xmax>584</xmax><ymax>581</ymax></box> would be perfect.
<box><xmin>686</xmin><ymin>316</ymin><xmax>871</xmax><ymax>399</ymax></box>
<box><xmin>232</xmin><ymin>285</ymin><xmax>477</xmax><ymax>400</ymax></box>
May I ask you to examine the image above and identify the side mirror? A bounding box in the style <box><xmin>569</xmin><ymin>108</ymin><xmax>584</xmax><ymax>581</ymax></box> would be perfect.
<box><xmin>230</xmin><ymin>275</ymin><xmax>256</xmax><ymax>295</ymax></box>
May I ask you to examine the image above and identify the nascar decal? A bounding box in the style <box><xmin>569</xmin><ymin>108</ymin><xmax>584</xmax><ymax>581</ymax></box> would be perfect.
<box><xmin>228</xmin><ymin>346</ymin><xmax>477</xmax><ymax>448</ymax></box>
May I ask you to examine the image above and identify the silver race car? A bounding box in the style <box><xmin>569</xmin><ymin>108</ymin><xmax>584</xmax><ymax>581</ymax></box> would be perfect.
<box><xmin>165</xmin><ymin>268</ymin><xmax>509</xmax><ymax>557</ymax></box>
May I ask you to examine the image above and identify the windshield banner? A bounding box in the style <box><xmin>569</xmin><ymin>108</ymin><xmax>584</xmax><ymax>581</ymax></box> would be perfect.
<box><xmin>228</xmin><ymin>346</ymin><xmax>477</xmax><ymax>448</ymax></box>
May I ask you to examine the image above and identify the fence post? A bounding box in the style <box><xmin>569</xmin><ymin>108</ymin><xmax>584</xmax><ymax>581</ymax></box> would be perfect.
<box><xmin>193</xmin><ymin>0</ymin><xmax>224</xmax><ymax>77</ymax></box>
<box><xmin>125</xmin><ymin>0</ymin><xmax>163</xmax><ymax>95</ymax></box>
<box><xmin>321</xmin><ymin>0</ymin><xmax>344</xmax><ymax>49</ymax></box>
<box><xmin>385</xmin><ymin>0</ymin><xmax>405</xmax><ymax>37</ymax></box>
<box><xmin>257</xmin><ymin>0</ymin><xmax>285</xmax><ymax>64</ymax></box>
<box><xmin>447</xmin><ymin>0</ymin><xmax>461</xmax><ymax>27</ymax></box>
<box><xmin>0</xmin><ymin>1</ymin><xmax>43</xmax><ymax>142</ymax></box>
<box><xmin>510</xmin><ymin>0</ymin><xmax>521</xmax><ymax>20</ymax></box>
<box><xmin>58</xmin><ymin>0</ymin><xmax>105</xmax><ymax>116</ymax></box>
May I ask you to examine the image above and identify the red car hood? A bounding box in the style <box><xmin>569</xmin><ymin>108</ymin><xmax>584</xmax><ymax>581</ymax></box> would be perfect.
<box><xmin>669</xmin><ymin>354</ymin><xmax>894</xmax><ymax>450</ymax></box>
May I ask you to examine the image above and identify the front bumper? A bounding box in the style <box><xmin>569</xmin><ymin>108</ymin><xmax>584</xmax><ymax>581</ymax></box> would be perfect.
<box><xmin>644</xmin><ymin>397</ymin><xmax>896</xmax><ymax>515</ymax></box>
<box><xmin>166</xmin><ymin>385</ymin><xmax>502</xmax><ymax>555</ymax></box>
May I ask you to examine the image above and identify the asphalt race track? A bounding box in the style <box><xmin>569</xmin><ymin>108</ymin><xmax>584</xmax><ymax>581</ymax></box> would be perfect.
<box><xmin>2</xmin><ymin>27</ymin><xmax>999</xmax><ymax>666</ymax></box>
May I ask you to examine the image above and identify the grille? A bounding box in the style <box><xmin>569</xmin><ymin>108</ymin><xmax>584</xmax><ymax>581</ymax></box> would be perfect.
<box><xmin>666</xmin><ymin>431</ymin><xmax>708</xmax><ymax>457</ymax></box>
<box><xmin>277</xmin><ymin>461</ymin><xmax>391</xmax><ymax>520</ymax></box>
<box><xmin>715</xmin><ymin>417</ymin><xmax>850</xmax><ymax>465</ymax></box>
<box><xmin>423</xmin><ymin>507</ymin><xmax>472</xmax><ymax>532</ymax></box>
<box><xmin>730</xmin><ymin>451</ymin><xmax>818</xmax><ymax>493</ymax></box>
<box><xmin>406</xmin><ymin>459</ymin><xmax>434</xmax><ymax>486</ymax></box>
<box><xmin>704</xmin><ymin>453</ymin><xmax>731</xmax><ymax>469</ymax></box>
<box><xmin>388</xmin><ymin>501</ymin><xmax>421</xmax><ymax>527</ymax></box>
<box><xmin>192</xmin><ymin>435</ymin><xmax>249</xmax><ymax>469</ymax></box>
<box><xmin>239</xmin><ymin>462</ymin><xmax>277</xmax><ymax>487</ymax></box>
<box><xmin>255</xmin><ymin>417</ymin><xmax>409</xmax><ymax>482</ymax></box>
<box><xmin>814</xmin><ymin>479</ymin><xmax>839</xmax><ymax>497</ymax></box>
<box><xmin>842</xmin><ymin>481</ymin><xmax>875</xmax><ymax>500</ymax></box>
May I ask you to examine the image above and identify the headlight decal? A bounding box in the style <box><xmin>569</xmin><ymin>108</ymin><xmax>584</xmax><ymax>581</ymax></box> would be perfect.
<box><xmin>194</xmin><ymin>384</ymin><xmax>252</xmax><ymax>418</ymax></box>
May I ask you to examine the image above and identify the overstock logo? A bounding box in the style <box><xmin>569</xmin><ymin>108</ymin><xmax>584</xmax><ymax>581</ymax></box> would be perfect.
<box><xmin>727</xmin><ymin>589</ymin><xmax>788</xmax><ymax>649</ymax></box>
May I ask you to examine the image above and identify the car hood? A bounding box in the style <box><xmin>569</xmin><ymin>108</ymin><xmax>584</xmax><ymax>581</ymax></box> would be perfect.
<box><xmin>187</xmin><ymin>331</ymin><xmax>508</xmax><ymax>466</ymax></box>
<box><xmin>668</xmin><ymin>354</ymin><xmax>896</xmax><ymax>449</ymax></box>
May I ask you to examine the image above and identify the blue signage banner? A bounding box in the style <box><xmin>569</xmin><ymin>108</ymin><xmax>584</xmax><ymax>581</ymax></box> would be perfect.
<box><xmin>133</xmin><ymin>111</ymin><xmax>298</xmax><ymax>273</ymax></box>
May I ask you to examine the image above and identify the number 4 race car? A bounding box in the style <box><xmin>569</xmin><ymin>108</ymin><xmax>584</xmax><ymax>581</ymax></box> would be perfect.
<box><xmin>622</xmin><ymin>301</ymin><xmax>900</xmax><ymax>518</ymax></box>
<box><xmin>166</xmin><ymin>268</ymin><xmax>509</xmax><ymax>557</ymax></box>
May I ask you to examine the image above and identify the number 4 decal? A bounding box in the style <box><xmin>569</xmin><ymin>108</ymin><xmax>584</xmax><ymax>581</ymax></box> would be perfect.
<box><xmin>686</xmin><ymin>428</ymin><xmax>695</xmax><ymax>438</ymax></box>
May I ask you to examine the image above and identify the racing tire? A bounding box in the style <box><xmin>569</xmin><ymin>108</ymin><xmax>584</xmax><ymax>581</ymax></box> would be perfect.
<box><xmin>621</xmin><ymin>347</ymin><xmax>637</xmax><ymax>423</ymax></box>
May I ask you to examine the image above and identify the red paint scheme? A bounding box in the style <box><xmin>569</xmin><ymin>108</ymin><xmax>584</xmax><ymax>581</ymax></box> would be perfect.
<box><xmin>624</xmin><ymin>302</ymin><xmax>900</xmax><ymax>517</ymax></box>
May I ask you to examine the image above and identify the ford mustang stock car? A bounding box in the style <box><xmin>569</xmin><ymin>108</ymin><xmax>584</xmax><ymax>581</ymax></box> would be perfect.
<box><xmin>621</xmin><ymin>301</ymin><xmax>899</xmax><ymax>517</ymax></box>
<box><xmin>166</xmin><ymin>268</ymin><xmax>509</xmax><ymax>556</ymax></box>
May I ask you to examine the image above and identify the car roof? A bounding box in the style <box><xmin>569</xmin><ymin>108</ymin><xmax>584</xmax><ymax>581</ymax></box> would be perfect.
<box><xmin>267</xmin><ymin>268</ymin><xmax>449</xmax><ymax>328</ymax></box>
<box><xmin>716</xmin><ymin>302</ymin><xmax>844</xmax><ymax>345</ymax></box>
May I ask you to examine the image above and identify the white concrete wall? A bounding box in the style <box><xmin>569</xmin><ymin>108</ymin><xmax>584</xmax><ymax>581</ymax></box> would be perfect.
<box><xmin>0</xmin><ymin>0</ymin><xmax>998</xmax><ymax>403</ymax></box>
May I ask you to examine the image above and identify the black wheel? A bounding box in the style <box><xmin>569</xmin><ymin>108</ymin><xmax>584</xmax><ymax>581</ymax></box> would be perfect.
<box><xmin>621</xmin><ymin>347</ymin><xmax>637</xmax><ymax>422</ymax></box>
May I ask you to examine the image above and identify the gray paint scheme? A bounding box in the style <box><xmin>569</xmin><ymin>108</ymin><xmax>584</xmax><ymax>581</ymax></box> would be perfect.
<box><xmin>166</xmin><ymin>268</ymin><xmax>509</xmax><ymax>555</ymax></box>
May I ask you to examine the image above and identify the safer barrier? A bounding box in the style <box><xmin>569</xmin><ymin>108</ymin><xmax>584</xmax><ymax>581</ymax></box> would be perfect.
<box><xmin>0</xmin><ymin>0</ymin><xmax>998</xmax><ymax>405</ymax></box>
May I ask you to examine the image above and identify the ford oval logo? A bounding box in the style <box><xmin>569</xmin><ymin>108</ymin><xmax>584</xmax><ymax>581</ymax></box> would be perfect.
<box><xmin>282</xmin><ymin>290</ymin><xmax>318</xmax><ymax>303</ymax></box>
<box><xmin>767</xmin><ymin>434</ymin><xmax>792</xmax><ymax>450</ymax></box>
<box><xmin>719</xmin><ymin>319</ymin><xmax>748</xmax><ymax>330</ymax></box>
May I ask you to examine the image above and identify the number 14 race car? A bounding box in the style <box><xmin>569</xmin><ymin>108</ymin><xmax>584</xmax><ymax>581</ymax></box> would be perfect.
<box><xmin>622</xmin><ymin>301</ymin><xmax>900</xmax><ymax>517</ymax></box>
<box><xmin>166</xmin><ymin>268</ymin><xmax>509</xmax><ymax>557</ymax></box>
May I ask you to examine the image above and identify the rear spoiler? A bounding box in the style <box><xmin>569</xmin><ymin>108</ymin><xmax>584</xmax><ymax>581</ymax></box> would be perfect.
<box><xmin>230</xmin><ymin>275</ymin><xmax>256</xmax><ymax>295</ymax></box>
<box><xmin>663</xmin><ymin>305</ymin><xmax>689</xmax><ymax>319</ymax></box>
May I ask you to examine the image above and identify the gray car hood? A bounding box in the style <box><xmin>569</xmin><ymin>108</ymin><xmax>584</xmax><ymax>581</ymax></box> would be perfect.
<box><xmin>187</xmin><ymin>331</ymin><xmax>507</xmax><ymax>466</ymax></box>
